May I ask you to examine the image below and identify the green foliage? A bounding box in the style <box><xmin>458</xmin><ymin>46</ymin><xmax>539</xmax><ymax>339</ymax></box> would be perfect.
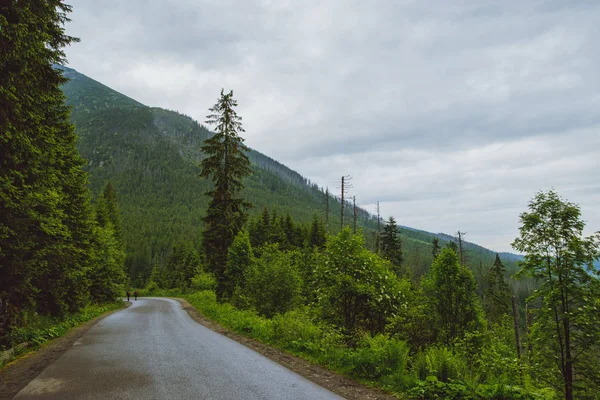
<box><xmin>413</xmin><ymin>346</ymin><xmax>467</xmax><ymax>382</ymax></box>
<box><xmin>308</xmin><ymin>214</ymin><xmax>327</xmax><ymax>249</ymax></box>
<box><xmin>349</xmin><ymin>334</ymin><xmax>410</xmax><ymax>381</ymax></box>
<box><xmin>11</xmin><ymin>303</ymin><xmax>120</xmax><ymax>345</ymax></box>
<box><xmin>408</xmin><ymin>377</ymin><xmax>549</xmax><ymax>400</ymax></box>
<box><xmin>88</xmin><ymin>223</ymin><xmax>126</xmax><ymax>303</ymax></box>
<box><xmin>224</xmin><ymin>230</ymin><xmax>253</xmax><ymax>299</ymax></box>
<box><xmin>0</xmin><ymin>1</ymin><xmax>123</xmax><ymax>347</ymax></box>
<box><xmin>200</xmin><ymin>89</ymin><xmax>253</xmax><ymax>301</ymax></box>
<box><xmin>483</xmin><ymin>254</ymin><xmax>512</xmax><ymax>326</ymax></box>
<box><xmin>386</xmin><ymin>285</ymin><xmax>436</xmax><ymax>351</ymax></box>
<box><xmin>148</xmin><ymin>240</ymin><xmax>200</xmax><ymax>290</ymax></box>
<box><xmin>422</xmin><ymin>248</ymin><xmax>485</xmax><ymax>343</ymax></box>
<box><xmin>381</xmin><ymin>216</ymin><xmax>404</xmax><ymax>275</ymax></box>
<box><xmin>172</xmin><ymin>288</ymin><xmax>550</xmax><ymax>399</ymax></box>
<box><xmin>241</xmin><ymin>245</ymin><xmax>302</xmax><ymax>318</ymax></box>
<box><xmin>512</xmin><ymin>190</ymin><xmax>600</xmax><ymax>399</ymax></box>
<box><xmin>315</xmin><ymin>228</ymin><xmax>408</xmax><ymax>335</ymax></box>
<box><xmin>432</xmin><ymin>237</ymin><xmax>441</xmax><ymax>259</ymax></box>
<box><xmin>475</xmin><ymin>317</ymin><xmax>523</xmax><ymax>385</ymax></box>
<box><xmin>191</xmin><ymin>272</ymin><xmax>217</xmax><ymax>291</ymax></box>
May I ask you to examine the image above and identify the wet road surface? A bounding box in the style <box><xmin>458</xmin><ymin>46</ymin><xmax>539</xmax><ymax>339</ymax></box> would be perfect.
<box><xmin>14</xmin><ymin>298</ymin><xmax>342</xmax><ymax>400</ymax></box>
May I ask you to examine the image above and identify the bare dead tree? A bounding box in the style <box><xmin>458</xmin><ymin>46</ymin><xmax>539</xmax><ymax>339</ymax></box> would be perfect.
<box><xmin>324</xmin><ymin>187</ymin><xmax>330</xmax><ymax>233</ymax></box>
<box><xmin>456</xmin><ymin>231</ymin><xmax>467</xmax><ymax>265</ymax></box>
<box><xmin>339</xmin><ymin>175</ymin><xmax>352</xmax><ymax>229</ymax></box>
<box><xmin>376</xmin><ymin>201</ymin><xmax>381</xmax><ymax>254</ymax></box>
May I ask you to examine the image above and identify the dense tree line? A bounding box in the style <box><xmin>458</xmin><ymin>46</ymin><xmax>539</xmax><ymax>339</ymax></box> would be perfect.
<box><xmin>0</xmin><ymin>1</ymin><xmax>125</xmax><ymax>348</ymax></box>
<box><xmin>149</xmin><ymin>190</ymin><xmax>599</xmax><ymax>399</ymax></box>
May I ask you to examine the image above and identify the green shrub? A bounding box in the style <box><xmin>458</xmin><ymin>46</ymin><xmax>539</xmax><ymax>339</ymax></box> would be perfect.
<box><xmin>350</xmin><ymin>334</ymin><xmax>410</xmax><ymax>381</ymax></box>
<box><xmin>413</xmin><ymin>346</ymin><xmax>466</xmax><ymax>382</ymax></box>
<box><xmin>272</xmin><ymin>309</ymin><xmax>322</xmax><ymax>352</ymax></box>
<box><xmin>408</xmin><ymin>377</ymin><xmax>478</xmax><ymax>400</ymax></box>
<box><xmin>190</xmin><ymin>272</ymin><xmax>216</xmax><ymax>291</ymax></box>
<box><xmin>242</xmin><ymin>247</ymin><xmax>302</xmax><ymax>318</ymax></box>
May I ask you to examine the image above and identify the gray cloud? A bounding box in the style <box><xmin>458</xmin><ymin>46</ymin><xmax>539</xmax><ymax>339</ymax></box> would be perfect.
<box><xmin>64</xmin><ymin>0</ymin><xmax>600</xmax><ymax>251</ymax></box>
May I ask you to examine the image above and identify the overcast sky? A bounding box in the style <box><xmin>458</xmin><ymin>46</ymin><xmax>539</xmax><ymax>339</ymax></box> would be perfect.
<box><xmin>63</xmin><ymin>0</ymin><xmax>600</xmax><ymax>252</ymax></box>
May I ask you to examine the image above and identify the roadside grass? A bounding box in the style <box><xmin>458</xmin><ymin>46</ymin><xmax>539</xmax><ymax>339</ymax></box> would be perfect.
<box><xmin>145</xmin><ymin>288</ymin><xmax>554</xmax><ymax>400</ymax></box>
<box><xmin>1</xmin><ymin>302</ymin><xmax>123</xmax><ymax>368</ymax></box>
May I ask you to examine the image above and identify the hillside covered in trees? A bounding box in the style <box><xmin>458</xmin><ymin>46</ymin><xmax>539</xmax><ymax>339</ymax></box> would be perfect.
<box><xmin>59</xmin><ymin>66</ymin><xmax>527</xmax><ymax>293</ymax></box>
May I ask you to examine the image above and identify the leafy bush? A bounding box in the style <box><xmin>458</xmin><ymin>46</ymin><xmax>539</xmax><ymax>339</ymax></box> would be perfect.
<box><xmin>349</xmin><ymin>334</ymin><xmax>410</xmax><ymax>381</ymax></box>
<box><xmin>408</xmin><ymin>377</ymin><xmax>478</xmax><ymax>400</ymax></box>
<box><xmin>315</xmin><ymin>228</ymin><xmax>407</xmax><ymax>335</ymax></box>
<box><xmin>241</xmin><ymin>246</ymin><xmax>302</xmax><ymax>318</ymax></box>
<box><xmin>412</xmin><ymin>346</ymin><xmax>466</xmax><ymax>382</ymax></box>
<box><xmin>191</xmin><ymin>272</ymin><xmax>216</xmax><ymax>291</ymax></box>
<box><xmin>272</xmin><ymin>309</ymin><xmax>322</xmax><ymax>352</ymax></box>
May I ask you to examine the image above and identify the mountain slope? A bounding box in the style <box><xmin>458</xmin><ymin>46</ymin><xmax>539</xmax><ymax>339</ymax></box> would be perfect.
<box><xmin>58</xmin><ymin>66</ymin><xmax>524</xmax><ymax>287</ymax></box>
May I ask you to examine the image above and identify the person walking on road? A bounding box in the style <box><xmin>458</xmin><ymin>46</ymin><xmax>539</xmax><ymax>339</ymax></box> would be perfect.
<box><xmin>126</xmin><ymin>290</ymin><xmax>131</xmax><ymax>302</ymax></box>
<box><xmin>134</xmin><ymin>289</ymin><xmax>139</xmax><ymax>301</ymax></box>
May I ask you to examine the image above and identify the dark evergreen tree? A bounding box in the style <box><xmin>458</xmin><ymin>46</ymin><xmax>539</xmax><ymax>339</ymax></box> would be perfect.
<box><xmin>0</xmin><ymin>0</ymin><xmax>106</xmax><ymax>345</ymax></box>
<box><xmin>381</xmin><ymin>216</ymin><xmax>403</xmax><ymax>274</ymax></box>
<box><xmin>445</xmin><ymin>240</ymin><xmax>458</xmax><ymax>253</ymax></box>
<box><xmin>200</xmin><ymin>89</ymin><xmax>252</xmax><ymax>301</ymax></box>
<box><xmin>432</xmin><ymin>237</ymin><xmax>440</xmax><ymax>259</ymax></box>
<box><xmin>101</xmin><ymin>182</ymin><xmax>123</xmax><ymax>245</ymax></box>
<box><xmin>270</xmin><ymin>214</ymin><xmax>287</xmax><ymax>248</ymax></box>
<box><xmin>89</xmin><ymin>188</ymin><xmax>126</xmax><ymax>303</ymax></box>
<box><xmin>308</xmin><ymin>214</ymin><xmax>326</xmax><ymax>248</ymax></box>
<box><xmin>483</xmin><ymin>254</ymin><xmax>512</xmax><ymax>325</ymax></box>
<box><xmin>283</xmin><ymin>214</ymin><xmax>297</xmax><ymax>247</ymax></box>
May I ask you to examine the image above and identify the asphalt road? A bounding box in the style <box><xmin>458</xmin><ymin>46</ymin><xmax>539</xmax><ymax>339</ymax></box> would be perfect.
<box><xmin>14</xmin><ymin>298</ymin><xmax>342</xmax><ymax>400</ymax></box>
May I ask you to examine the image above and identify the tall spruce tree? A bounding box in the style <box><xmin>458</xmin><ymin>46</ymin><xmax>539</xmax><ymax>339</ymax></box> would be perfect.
<box><xmin>381</xmin><ymin>216</ymin><xmax>403</xmax><ymax>275</ymax></box>
<box><xmin>200</xmin><ymin>89</ymin><xmax>252</xmax><ymax>301</ymax></box>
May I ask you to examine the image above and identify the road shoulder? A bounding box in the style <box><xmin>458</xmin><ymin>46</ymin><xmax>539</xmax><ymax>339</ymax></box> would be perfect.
<box><xmin>0</xmin><ymin>302</ymin><xmax>130</xmax><ymax>400</ymax></box>
<box><xmin>174</xmin><ymin>297</ymin><xmax>398</xmax><ymax>400</ymax></box>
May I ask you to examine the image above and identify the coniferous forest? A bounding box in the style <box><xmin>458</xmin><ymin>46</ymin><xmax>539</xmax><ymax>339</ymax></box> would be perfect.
<box><xmin>2</xmin><ymin>3</ymin><xmax>600</xmax><ymax>400</ymax></box>
<box><xmin>0</xmin><ymin>2</ymin><xmax>125</xmax><ymax>349</ymax></box>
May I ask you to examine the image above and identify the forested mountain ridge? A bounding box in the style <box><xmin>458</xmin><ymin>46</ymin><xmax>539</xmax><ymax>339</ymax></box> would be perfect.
<box><xmin>57</xmin><ymin>65</ymin><xmax>524</xmax><ymax>287</ymax></box>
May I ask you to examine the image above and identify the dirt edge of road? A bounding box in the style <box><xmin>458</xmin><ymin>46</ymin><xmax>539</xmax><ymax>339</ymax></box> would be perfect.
<box><xmin>174</xmin><ymin>297</ymin><xmax>399</xmax><ymax>400</ymax></box>
<box><xmin>0</xmin><ymin>301</ymin><xmax>131</xmax><ymax>400</ymax></box>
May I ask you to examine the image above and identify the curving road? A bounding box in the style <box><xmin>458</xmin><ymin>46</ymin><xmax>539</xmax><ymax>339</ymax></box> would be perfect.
<box><xmin>14</xmin><ymin>298</ymin><xmax>342</xmax><ymax>400</ymax></box>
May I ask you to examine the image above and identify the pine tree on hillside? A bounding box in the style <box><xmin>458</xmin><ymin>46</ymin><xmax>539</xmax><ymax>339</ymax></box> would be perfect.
<box><xmin>381</xmin><ymin>217</ymin><xmax>403</xmax><ymax>274</ymax></box>
<box><xmin>308</xmin><ymin>214</ymin><xmax>327</xmax><ymax>248</ymax></box>
<box><xmin>200</xmin><ymin>89</ymin><xmax>252</xmax><ymax>301</ymax></box>
<box><xmin>432</xmin><ymin>237</ymin><xmax>440</xmax><ymax>259</ymax></box>
<box><xmin>446</xmin><ymin>240</ymin><xmax>458</xmax><ymax>253</ymax></box>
